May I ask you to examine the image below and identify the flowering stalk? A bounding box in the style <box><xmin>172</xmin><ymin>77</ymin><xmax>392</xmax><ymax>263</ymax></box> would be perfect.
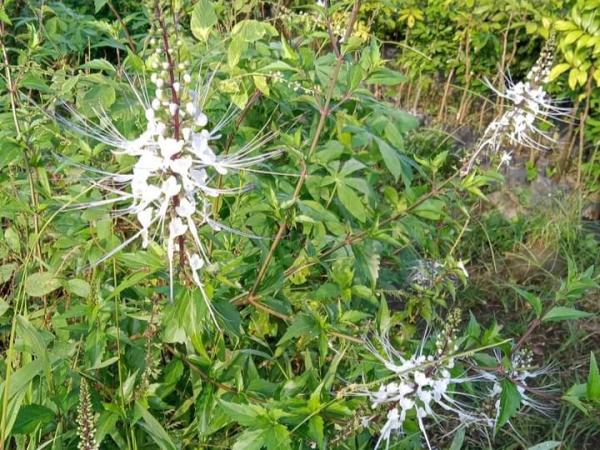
<box><xmin>462</xmin><ymin>36</ymin><xmax>570</xmax><ymax>175</ymax></box>
<box><xmin>55</xmin><ymin>2</ymin><xmax>280</xmax><ymax>324</ymax></box>
<box><xmin>77</xmin><ymin>379</ymin><xmax>99</xmax><ymax>450</ymax></box>
<box><xmin>355</xmin><ymin>312</ymin><xmax>489</xmax><ymax>449</ymax></box>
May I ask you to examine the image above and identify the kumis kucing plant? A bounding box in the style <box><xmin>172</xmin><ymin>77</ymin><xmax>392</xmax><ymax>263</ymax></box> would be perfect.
<box><xmin>0</xmin><ymin>1</ymin><xmax>598</xmax><ymax>450</ymax></box>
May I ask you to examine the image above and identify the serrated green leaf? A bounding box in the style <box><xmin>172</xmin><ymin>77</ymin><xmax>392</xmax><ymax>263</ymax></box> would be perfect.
<box><xmin>278</xmin><ymin>313</ymin><xmax>320</xmax><ymax>345</ymax></box>
<box><xmin>264</xmin><ymin>424</ymin><xmax>291</xmax><ymax>450</ymax></box>
<box><xmin>232</xmin><ymin>429</ymin><xmax>265</xmax><ymax>450</ymax></box>
<box><xmin>220</xmin><ymin>400</ymin><xmax>266</xmax><ymax>427</ymax></box>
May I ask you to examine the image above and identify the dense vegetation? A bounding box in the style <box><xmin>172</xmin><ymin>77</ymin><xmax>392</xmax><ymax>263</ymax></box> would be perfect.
<box><xmin>0</xmin><ymin>1</ymin><xmax>598</xmax><ymax>449</ymax></box>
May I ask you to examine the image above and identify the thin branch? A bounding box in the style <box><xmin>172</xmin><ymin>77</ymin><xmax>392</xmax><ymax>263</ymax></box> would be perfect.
<box><xmin>107</xmin><ymin>0</ymin><xmax>136</xmax><ymax>53</ymax></box>
<box><xmin>247</xmin><ymin>0</ymin><xmax>362</xmax><ymax>300</ymax></box>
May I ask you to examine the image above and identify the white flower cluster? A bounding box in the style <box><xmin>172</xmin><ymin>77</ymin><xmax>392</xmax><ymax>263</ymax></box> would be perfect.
<box><xmin>361</xmin><ymin>330</ymin><xmax>482</xmax><ymax>450</ymax></box>
<box><xmin>462</xmin><ymin>37</ymin><xmax>569</xmax><ymax>174</ymax></box>
<box><xmin>60</xmin><ymin>10</ymin><xmax>280</xmax><ymax>323</ymax></box>
<box><xmin>480</xmin><ymin>349</ymin><xmax>554</xmax><ymax>426</ymax></box>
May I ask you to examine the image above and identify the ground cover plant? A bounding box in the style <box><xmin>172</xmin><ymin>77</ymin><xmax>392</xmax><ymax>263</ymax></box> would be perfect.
<box><xmin>0</xmin><ymin>0</ymin><xmax>599</xmax><ymax>449</ymax></box>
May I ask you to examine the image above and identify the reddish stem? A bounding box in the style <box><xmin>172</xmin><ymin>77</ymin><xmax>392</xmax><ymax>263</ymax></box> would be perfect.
<box><xmin>154</xmin><ymin>1</ymin><xmax>181</xmax><ymax>142</ymax></box>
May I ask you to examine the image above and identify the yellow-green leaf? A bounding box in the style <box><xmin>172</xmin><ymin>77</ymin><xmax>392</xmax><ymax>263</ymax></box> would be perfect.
<box><xmin>569</xmin><ymin>68</ymin><xmax>579</xmax><ymax>89</ymax></box>
<box><xmin>253</xmin><ymin>75</ymin><xmax>269</xmax><ymax>96</ymax></box>
<box><xmin>565</xmin><ymin>30</ymin><xmax>584</xmax><ymax>45</ymax></box>
<box><xmin>554</xmin><ymin>20</ymin><xmax>578</xmax><ymax>31</ymax></box>
<box><xmin>547</xmin><ymin>63</ymin><xmax>571</xmax><ymax>81</ymax></box>
<box><xmin>191</xmin><ymin>0</ymin><xmax>217</xmax><ymax>41</ymax></box>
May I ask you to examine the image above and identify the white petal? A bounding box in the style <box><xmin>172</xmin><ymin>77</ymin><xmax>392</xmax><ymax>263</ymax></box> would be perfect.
<box><xmin>161</xmin><ymin>176</ymin><xmax>181</xmax><ymax>197</ymax></box>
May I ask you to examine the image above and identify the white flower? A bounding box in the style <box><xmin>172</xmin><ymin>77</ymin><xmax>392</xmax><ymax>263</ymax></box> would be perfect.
<box><xmin>175</xmin><ymin>197</ymin><xmax>195</xmax><ymax>218</ymax></box>
<box><xmin>185</xmin><ymin>102</ymin><xmax>197</xmax><ymax>116</ymax></box>
<box><xmin>414</xmin><ymin>372</ymin><xmax>430</xmax><ymax>387</ymax></box>
<box><xmin>55</xmin><ymin>26</ymin><xmax>282</xmax><ymax>326</ymax></box>
<box><xmin>196</xmin><ymin>112</ymin><xmax>208</xmax><ymax>127</ymax></box>
<box><xmin>462</xmin><ymin>37</ymin><xmax>569</xmax><ymax>175</ymax></box>
<box><xmin>482</xmin><ymin>349</ymin><xmax>555</xmax><ymax>426</ymax></box>
<box><xmin>161</xmin><ymin>176</ymin><xmax>181</xmax><ymax>198</ymax></box>
<box><xmin>159</xmin><ymin>138</ymin><xmax>183</xmax><ymax>160</ymax></box>
<box><xmin>189</xmin><ymin>253</ymin><xmax>204</xmax><ymax>271</ymax></box>
<box><xmin>356</xmin><ymin>332</ymin><xmax>490</xmax><ymax>450</ymax></box>
<box><xmin>169</xmin><ymin>217</ymin><xmax>187</xmax><ymax>238</ymax></box>
<box><xmin>137</xmin><ymin>207</ymin><xmax>154</xmax><ymax>248</ymax></box>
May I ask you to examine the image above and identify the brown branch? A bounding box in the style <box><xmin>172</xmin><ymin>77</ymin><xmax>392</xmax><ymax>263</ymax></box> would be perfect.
<box><xmin>107</xmin><ymin>0</ymin><xmax>136</xmax><ymax>53</ymax></box>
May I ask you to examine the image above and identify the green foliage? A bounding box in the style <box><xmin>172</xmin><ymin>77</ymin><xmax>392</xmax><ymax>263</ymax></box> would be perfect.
<box><xmin>0</xmin><ymin>1</ymin><xmax>598</xmax><ymax>450</ymax></box>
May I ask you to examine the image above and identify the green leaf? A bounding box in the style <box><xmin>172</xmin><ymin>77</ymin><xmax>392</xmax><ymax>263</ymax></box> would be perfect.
<box><xmin>264</xmin><ymin>424</ymin><xmax>291</xmax><ymax>450</ymax></box>
<box><xmin>20</xmin><ymin>73</ymin><xmax>50</xmax><ymax>93</ymax></box>
<box><xmin>191</xmin><ymin>0</ymin><xmax>218</xmax><ymax>41</ymax></box>
<box><xmin>134</xmin><ymin>402</ymin><xmax>177</xmax><ymax>450</ymax></box>
<box><xmin>94</xmin><ymin>0</ymin><xmax>108</xmax><ymax>12</ymax></box>
<box><xmin>554</xmin><ymin>20</ymin><xmax>578</xmax><ymax>31</ymax></box>
<box><xmin>66</xmin><ymin>279</ymin><xmax>91</xmax><ymax>298</ymax></box>
<box><xmin>587</xmin><ymin>352</ymin><xmax>600</xmax><ymax>401</ymax></box>
<box><xmin>376</xmin><ymin>138</ymin><xmax>402</xmax><ymax>181</ymax></box>
<box><xmin>82</xmin><ymin>84</ymin><xmax>116</xmax><ymax>113</ymax></box>
<box><xmin>496</xmin><ymin>379</ymin><xmax>521</xmax><ymax>428</ymax></box>
<box><xmin>568</xmin><ymin>68</ymin><xmax>579</xmax><ymax>90</ymax></box>
<box><xmin>449</xmin><ymin>426</ymin><xmax>465</xmax><ymax>450</ymax></box>
<box><xmin>512</xmin><ymin>287</ymin><xmax>542</xmax><ymax>317</ymax></box>
<box><xmin>25</xmin><ymin>272</ymin><xmax>61</xmax><ymax>297</ymax></box>
<box><xmin>278</xmin><ymin>313</ymin><xmax>320</xmax><ymax>345</ymax></box>
<box><xmin>0</xmin><ymin>263</ymin><xmax>17</xmax><ymax>284</ymax></box>
<box><xmin>12</xmin><ymin>404</ymin><xmax>55</xmax><ymax>434</ymax></box>
<box><xmin>366</xmin><ymin>67</ymin><xmax>406</xmax><ymax>85</ymax></box>
<box><xmin>0</xmin><ymin>299</ymin><xmax>8</xmax><ymax>318</ymax></box>
<box><xmin>542</xmin><ymin>306</ymin><xmax>592</xmax><ymax>322</ymax></box>
<box><xmin>337</xmin><ymin>183</ymin><xmax>366</xmax><ymax>222</ymax></box>
<box><xmin>214</xmin><ymin>300</ymin><xmax>241</xmax><ymax>337</ymax></box>
<box><xmin>219</xmin><ymin>400</ymin><xmax>265</xmax><ymax>427</ymax></box>
<box><xmin>79</xmin><ymin>58</ymin><xmax>115</xmax><ymax>73</ymax></box>
<box><xmin>253</xmin><ymin>75</ymin><xmax>269</xmax><ymax>96</ymax></box>
<box><xmin>547</xmin><ymin>63</ymin><xmax>571</xmax><ymax>81</ymax></box>
<box><xmin>232</xmin><ymin>429</ymin><xmax>265</xmax><ymax>450</ymax></box>
<box><xmin>232</xmin><ymin>20</ymin><xmax>278</xmax><ymax>42</ymax></box>
<box><xmin>7</xmin><ymin>360</ymin><xmax>44</xmax><ymax>400</ymax></box>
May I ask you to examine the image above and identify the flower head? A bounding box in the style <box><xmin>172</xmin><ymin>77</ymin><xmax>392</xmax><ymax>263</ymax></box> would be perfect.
<box><xmin>479</xmin><ymin>348</ymin><xmax>556</xmax><ymax>427</ymax></box>
<box><xmin>356</xmin><ymin>321</ymin><xmax>487</xmax><ymax>450</ymax></box>
<box><xmin>55</xmin><ymin>5</ymin><xmax>281</xmax><ymax>324</ymax></box>
<box><xmin>462</xmin><ymin>36</ymin><xmax>570</xmax><ymax>175</ymax></box>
